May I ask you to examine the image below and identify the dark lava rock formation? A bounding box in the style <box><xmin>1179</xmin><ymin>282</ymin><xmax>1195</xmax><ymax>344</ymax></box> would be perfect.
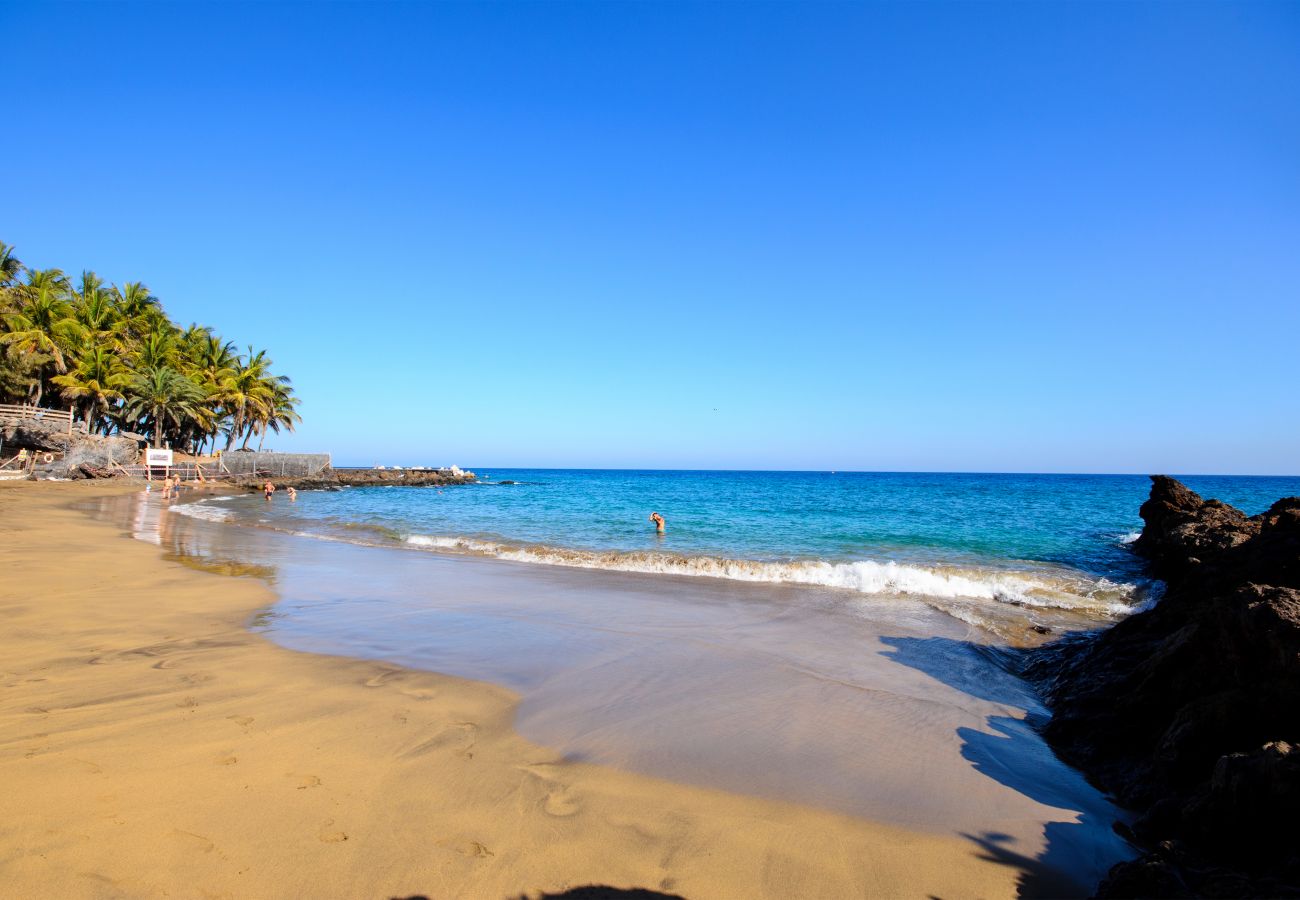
<box><xmin>2</xmin><ymin>415</ymin><xmax>140</xmax><ymax>479</ymax></box>
<box><xmin>234</xmin><ymin>467</ymin><xmax>476</xmax><ymax>492</ymax></box>
<box><xmin>1024</xmin><ymin>476</ymin><xmax>1300</xmax><ymax>898</ymax></box>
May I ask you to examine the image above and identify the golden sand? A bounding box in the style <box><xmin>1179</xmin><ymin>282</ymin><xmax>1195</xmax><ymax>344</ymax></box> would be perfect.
<box><xmin>0</xmin><ymin>482</ymin><xmax>1023</xmax><ymax>898</ymax></box>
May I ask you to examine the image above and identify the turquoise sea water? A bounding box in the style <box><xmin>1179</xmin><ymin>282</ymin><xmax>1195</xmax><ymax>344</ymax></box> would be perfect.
<box><xmin>141</xmin><ymin>471</ymin><xmax>1299</xmax><ymax>886</ymax></box>
<box><xmin>187</xmin><ymin>470</ymin><xmax>1300</xmax><ymax>639</ymax></box>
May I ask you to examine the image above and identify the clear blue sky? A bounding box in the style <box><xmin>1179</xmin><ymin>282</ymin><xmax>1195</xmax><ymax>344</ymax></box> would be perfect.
<box><xmin>5</xmin><ymin>1</ymin><xmax>1298</xmax><ymax>473</ymax></box>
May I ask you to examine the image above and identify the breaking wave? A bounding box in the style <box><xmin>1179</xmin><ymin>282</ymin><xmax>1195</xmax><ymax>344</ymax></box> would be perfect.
<box><xmin>404</xmin><ymin>534</ymin><xmax>1148</xmax><ymax>618</ymax></box>
<box><xmin>165</xmin><ymin>496</ymin><xmax>1157</xmax><ymax>636</ymax></box>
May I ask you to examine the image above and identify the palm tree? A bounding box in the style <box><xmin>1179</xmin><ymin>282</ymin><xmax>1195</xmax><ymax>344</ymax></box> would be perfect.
<box><xmin>134</xmin><ymin>324</ymin><xmax>179</xmax><ymax>370</ymax></box>
<box><xmin>74</xmin><ymin>276</ymin><xmax>120</xmax><ymax>345</ymax></box>
<box><xmin>1</xmin><ymin>270</ymin><xmax>82</xmax><ymax>405</ymax></box>
<box><xmin>123</xmin><ymin>365</ymin><xmax>206</xmax><ymax>448</ymax></box>
<box><xmin>52</xmin><ymin>345</ymin><xmax>127</xmax><ymax>431</ymax></box>
<box><xmin>220</xmin><ymin>347</ymin><xmax>275</xmax><ymax>450</ymax></box>
<box><xmin>115</xmin><ymin>281</ymin><xmax>163</xmax><ymax>341</ymax></box>
<box><xmin>0</xmin><ymin>242</ymin><xmax>22</xmax><ymax>288</ymax></box>
<box><xmin>182</xmin><ymin>329</ymin><xmax>238</xmax><ymax>454</ymax></box>
<box><xmin>1</xmin><ymin>240</ymin><xmax>302</xmax><ymax>450</ymax></box>
<box><xmin>251</xmin><ymin>373</ymin><xmax>301</xmax><ymax>450</ymax></box>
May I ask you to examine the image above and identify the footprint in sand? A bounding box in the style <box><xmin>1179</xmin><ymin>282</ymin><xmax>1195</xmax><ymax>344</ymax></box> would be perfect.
<box><xmin>294</xmin><ymin>774</ymin><xmax>322</xmax><ymax>790</ymax></box>
<box><xmin>402</xmin><ymin>722</ymin><xmax>477</xmax><ymax>760</ymax></box>
<box><xmin>399</xmin><ymin>687</ymin><xmax>436</xmax><ymax>701</ymax></box>
<box><xmin>518</xmin><ymin>762</ymin><xmax>582</xmax><ymax>818</ymax></box>
<box><xmin>362</xmin><ymin>667</ymin><xmax>438</xmax><ymax>701</ymax></box>
<box><xmin>317</xmin><ymin>820</ymin><xmax>348</xmax><ymax>843</ymax></box>
<box><xmin>217</xmin><ymin>754</ymin><xmax>238</xmax><ymax>766</ymax></box>
<box><xmin>543</xmin><ymin>789</ymin><xmax>581</xmax><ymax>817</ymax></box>
<box><xmin>227</xmin><ymin>715</ymin><xmax>254</xmax><ymax>732</ymax></box>
<box><xmin>438</xmin><ymin>839</ymin><xmax>494</xmax><ymax>859</ymax></box>
<box><xmin>362</xmin><ymin>667</ymin><xmax>402</xmax><ymax>688</ymax></box>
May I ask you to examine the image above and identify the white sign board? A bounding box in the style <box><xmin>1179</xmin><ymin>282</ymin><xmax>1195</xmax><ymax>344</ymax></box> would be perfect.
<box><xmin>145</xmin><ymin>448</ymin><xmax>174</xmax><ymax>467</ymax></box>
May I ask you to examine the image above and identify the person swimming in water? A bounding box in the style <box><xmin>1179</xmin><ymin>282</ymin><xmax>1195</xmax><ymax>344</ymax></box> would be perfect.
<box><xmin>649</xmin><ymin>511</ymin><xmax>665</xmax><ymax>533</ymax></box>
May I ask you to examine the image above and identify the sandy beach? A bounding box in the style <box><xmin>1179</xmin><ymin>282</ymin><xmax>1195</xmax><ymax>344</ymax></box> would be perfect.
<box><xmin>0</xmin><ymin>481</ymin><xmax>1042</xmax><ymax>899</ymax></box>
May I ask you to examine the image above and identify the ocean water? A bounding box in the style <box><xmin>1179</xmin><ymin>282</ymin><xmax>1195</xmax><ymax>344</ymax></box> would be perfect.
<box><xmin>112</xmin><ymin>471</ymin><xmax>1298</xmax><ymax>889</ymax></box>
<box><xmin>184</xmin><ymin>470</ymin><xmax>1300</xmax><ymax>640</ymax></box>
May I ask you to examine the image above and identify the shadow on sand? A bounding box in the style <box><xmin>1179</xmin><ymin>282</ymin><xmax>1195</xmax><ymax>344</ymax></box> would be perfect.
<box><xmin>880</xmin><ymin>635</ymin><xmax>1128</xmax><ymax>899</ymax></box>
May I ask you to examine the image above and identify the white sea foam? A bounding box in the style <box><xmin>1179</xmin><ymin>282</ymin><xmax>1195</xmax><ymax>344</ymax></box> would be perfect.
<box><xmin>170</xmin><ymin>501</ymin><xmax>233</xmax><ymax>523</ymax></box>
<box><xmin>1119</xmin><ymin>531</ymin><xmax>1142</xmax><ymax>545</ymax></box>
<box><xmin>403</xmin><ymin>533</ymin><xmax>1147</xmax><ymax>618</ymax></box>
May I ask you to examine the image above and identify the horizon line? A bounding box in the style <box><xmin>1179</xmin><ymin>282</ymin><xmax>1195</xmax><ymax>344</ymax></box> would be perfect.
<box><xmin>327</xmin><ymin>463</ymin><xmax>1300</xmax><ymax>479</ymax></box>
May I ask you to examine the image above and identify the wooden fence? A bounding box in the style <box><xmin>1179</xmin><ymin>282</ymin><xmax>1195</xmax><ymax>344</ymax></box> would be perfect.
<box><xmin>0</xmin><ymin>403</ymin><xmax>75</xmax><ymax>434</ymax></box>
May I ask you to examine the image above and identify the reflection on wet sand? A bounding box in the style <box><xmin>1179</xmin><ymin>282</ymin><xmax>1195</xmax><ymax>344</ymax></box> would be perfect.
<box><xmin>89</xmin><ymin>490</ymin><xmax>1134</xmax><ymax>897</ymax></box>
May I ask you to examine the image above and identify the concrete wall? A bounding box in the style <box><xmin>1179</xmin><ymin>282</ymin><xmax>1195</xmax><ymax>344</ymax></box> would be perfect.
<box><xmin>215</xmin><ymin>452</ymin><xmax>331</xmax><ymax>477</ymax></box>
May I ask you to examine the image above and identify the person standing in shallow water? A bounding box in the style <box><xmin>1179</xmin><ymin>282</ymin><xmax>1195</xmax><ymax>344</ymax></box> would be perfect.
<box><xmin>263</xmin><ymin>480</ymin><xmax>275</xmax><ymax>501</ymax></box>
<box><xmin>649</xmin><ymin>512</ymin><xmax>665</xmax><ymax>533</ymax></box>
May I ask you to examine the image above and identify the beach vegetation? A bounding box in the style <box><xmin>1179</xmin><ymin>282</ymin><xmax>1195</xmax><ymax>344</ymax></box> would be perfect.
<box><xmin>0</xmin><ymin>240</ymin><xmax>299</xmax><ymax>452</ymax></box>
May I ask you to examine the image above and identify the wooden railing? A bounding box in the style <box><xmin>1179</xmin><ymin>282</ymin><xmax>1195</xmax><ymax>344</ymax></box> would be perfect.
<box><xmin>0</xmin><ymin>403</ymin><xmax>75</xmax><ymax>434</ymax></box>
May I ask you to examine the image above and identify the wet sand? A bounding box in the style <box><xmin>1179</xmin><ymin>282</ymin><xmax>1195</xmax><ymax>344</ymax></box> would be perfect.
<box><xmin>3</xmin><ymin>482</ymin><xmax>1117</xmax><ymax>897</ymax></box>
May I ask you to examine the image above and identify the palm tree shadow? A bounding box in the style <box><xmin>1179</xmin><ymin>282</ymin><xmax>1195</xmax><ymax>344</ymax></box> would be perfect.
<box><xmin>880</xmin><ymin>635</ymin><xmax>1130</xmax><ymax>899</ymax></box>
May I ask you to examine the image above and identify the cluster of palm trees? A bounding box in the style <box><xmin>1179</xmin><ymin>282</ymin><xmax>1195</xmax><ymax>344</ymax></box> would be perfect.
<box><xmin>0</xmin><ymin>241</ymin><xmax>299</xmax><ymax>451</ymax></box>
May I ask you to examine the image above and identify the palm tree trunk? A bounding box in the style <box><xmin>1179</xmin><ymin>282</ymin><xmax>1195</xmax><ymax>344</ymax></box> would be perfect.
<box><xmin>224</xmin><ymin>413</ymin><xmax>241</xmax><ymax>451</ymax></box>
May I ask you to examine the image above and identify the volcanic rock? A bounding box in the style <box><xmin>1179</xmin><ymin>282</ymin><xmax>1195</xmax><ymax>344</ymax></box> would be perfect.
<box><xmin>1025</xmin><ymin>476</ymin><xmax>1300</xmax><ymax>896</ymax></box>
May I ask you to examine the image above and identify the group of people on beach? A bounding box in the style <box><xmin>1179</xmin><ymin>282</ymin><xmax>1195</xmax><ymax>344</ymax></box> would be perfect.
<box><xmin>150</xmin><ymin>472</ymin><xmax>295</xmax><ymax>503</ymax></box>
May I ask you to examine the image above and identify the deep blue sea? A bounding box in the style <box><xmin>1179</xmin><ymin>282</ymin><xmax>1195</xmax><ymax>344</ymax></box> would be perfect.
<box><xmin>184</xmin><ymin>470</ymin><xmax>1300</xmax><ymax>639</ymax></box>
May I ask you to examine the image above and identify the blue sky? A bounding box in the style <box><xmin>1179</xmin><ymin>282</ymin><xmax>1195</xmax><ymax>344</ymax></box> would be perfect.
<box><xmin>4</xmin><ymin>1</ymin><xmax>1298</xmax><ymax>473</ymax></box>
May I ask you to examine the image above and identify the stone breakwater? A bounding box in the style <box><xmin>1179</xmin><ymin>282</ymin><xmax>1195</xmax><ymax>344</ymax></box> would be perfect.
<box><xmin>235</xmin><ymin>467</ymin><xmax>476</xmax><ymax>491</ymax></box>
<box><xmin>1024</xmin><ymin>476</ymin><xmax>1300</xmax><ymax>897</ymax></box>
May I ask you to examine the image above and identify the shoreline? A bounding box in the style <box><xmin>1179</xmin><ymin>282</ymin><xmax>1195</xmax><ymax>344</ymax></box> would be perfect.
<box><xmin>170</xmin><ymin>486</ymin><xmax>1156</xmax><ymax>646</ymax></box>
<box><xmin>1</xmin><ymin>481</ymin><xmax>1039</xmax><ymax>898</ymax></box>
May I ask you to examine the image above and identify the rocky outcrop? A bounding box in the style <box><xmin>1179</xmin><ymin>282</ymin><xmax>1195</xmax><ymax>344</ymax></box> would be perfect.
<box><xmin>2</xmin><ymin>414</ymin><xmax>141</xmax><ymax>479</ymax></box>
<box><xmin>1</xmin><ymin>415</ymin><xmax>85</xmax><ymax>453</ymax></box>
<box><xmin>1025</xmin><ymin>476</ymin><xmax>1300</xmax><ymax>897</ymax></box>
<box><xmin>328</xmin><ymin>468</ymin><xmax>476</xmax><ymax>487</ymax></box>
<box><xmin>50</xmin><ymin>434</ymin><xmax>141</xmax><ymax>479</ymax></box>
<box><xmin>233</xmin><ymin>467</ymin><xmax>476</xmax><ymax>492</ymax></box>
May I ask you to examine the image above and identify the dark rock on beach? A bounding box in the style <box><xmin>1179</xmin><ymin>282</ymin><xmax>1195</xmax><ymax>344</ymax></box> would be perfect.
<box><xmin>2</xmin><ymin>414</ymin><xmax>84</xmax><ymax>453</ymax></box>
<box><xmin>1024</xmin><ymin>475</ymin><xmax>1300</xmax><ymax>897</ymax></box>
<box><xmin>2</xmin><ymin>414</ymin><xmax>141</xmax><ymax>479</ymax></box>
<box><xmin>234</xmin><ymin>467</ymin><xmax>476</xmax><ymax>492</ymax></box>
<box><xmin>53</xmin><ymin>434</ymin><xmax>140</xmax><ymax>479</ymax></box>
